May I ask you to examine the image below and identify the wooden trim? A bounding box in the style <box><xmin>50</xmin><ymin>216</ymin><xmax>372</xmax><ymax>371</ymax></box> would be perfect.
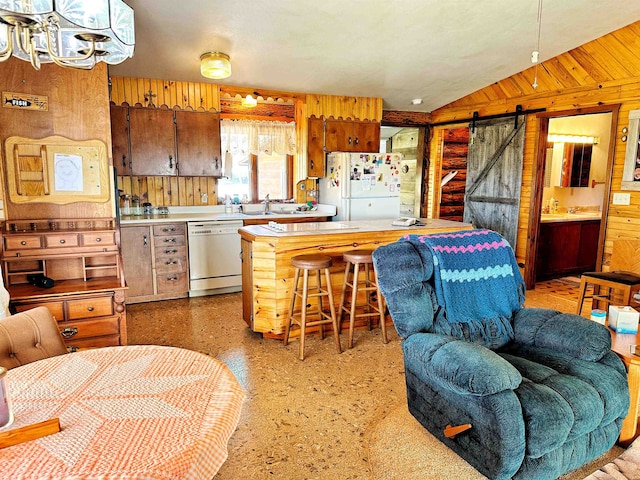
<box><xmin>220</xmin><ymin>113</ymin><xmax>294</xmax><ymax>123</ymax></box>
<box><xmin>382</xmin><ymin>110</ymin><xmax>432</xmax><ymax>126</ymax></box>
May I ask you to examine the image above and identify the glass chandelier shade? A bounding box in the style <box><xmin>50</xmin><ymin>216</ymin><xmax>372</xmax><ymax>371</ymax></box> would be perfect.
<box><xmin>0</xmin><ymin>0</ymin><xmax>135</xmax><ymax>70</ymax></box>
<box><xmin>200</xmin><ymin>52</ymin><xmax>231</xmax><ymax>79</ymax></box>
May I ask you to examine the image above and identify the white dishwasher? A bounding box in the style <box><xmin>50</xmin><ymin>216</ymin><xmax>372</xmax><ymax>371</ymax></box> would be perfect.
<box><xmin>187</xmin><ymin>220</ymin><xmax>243</xmax><ymax>296</ymax></box>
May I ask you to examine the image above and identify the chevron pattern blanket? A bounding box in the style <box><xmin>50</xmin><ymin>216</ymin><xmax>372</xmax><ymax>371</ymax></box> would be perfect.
<box><xmin>403</xmin><ymin>229</ymin><xmax>525</xmax><ymax>348</ymax></box>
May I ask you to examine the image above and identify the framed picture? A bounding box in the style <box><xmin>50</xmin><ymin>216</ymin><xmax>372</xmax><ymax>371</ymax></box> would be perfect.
<box><xmin>621</xmin><ymin>109</ymin><xmax>640</xmax><ymax>191</ymax></box>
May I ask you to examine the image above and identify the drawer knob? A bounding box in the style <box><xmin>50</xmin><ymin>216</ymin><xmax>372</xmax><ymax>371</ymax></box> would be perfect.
<box><xmin>95</xmin><ymin>237</ymin><xmax>102</xmax><ymax>242</ymax></box>
<box><xmin>165</xmin><ymin>260</ymin><xmax>178</xmax><ymax>265</ymax></box>
<box><xmin>165</xmin><ymin>249</ymin><xmax>177</xmax><ymax>254</ymax></box>
<box><xmin>168</xmin><ymin>276</ymin><xmax>178</xmax><ymax>281</ymax></box>
<box><xmin>20</xmin><ymin>240</ymin><xmax>26</xmax><ymax>245</ymax></box>
<box><xmin>60</xmin><ymin>327</ymin><xmax>78</xmax><ymax>338</ymax></box>
<box><xmin>163</xmin><ymin>238</ymin><xmax>176</xmax><ymax>243</ymax></box>
<box><xmin>59</xmin><ymin>239</ymin><xmax>65</xmax><ymax>244</ymax></box>
<box><xmin>87</xmin><ymin>306</ymin><xmax>94</xmax><ymax>312</ymax></box>
<box><xmin>162</xmin><ymin>227</ymin><xmax>176</xmax><ymax>232</ymax></box>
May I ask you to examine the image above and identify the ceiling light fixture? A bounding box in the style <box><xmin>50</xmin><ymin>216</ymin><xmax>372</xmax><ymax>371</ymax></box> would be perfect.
<box><xmin>411</xmin><ymin>98</ymin><xmax>423</xmax><ymax>105</ymax></box>
<box><xmin>242</xmin><ymin>94</ymin><xmax>257</xmax><ymax>107</ymax></box>
<box><xmin>200</xmin><ymin>51</ymin><xmax>231</xmax><ymax>79</ymax></box>
<box><xmin>531</xmin><ymin>0</ymin><xmax>543</xmax><ymax>89</ymax></box>
<box><xmin>0</xmin><ymin>0</ymin><xmax>135</xmax><ymax>70</ymax></box>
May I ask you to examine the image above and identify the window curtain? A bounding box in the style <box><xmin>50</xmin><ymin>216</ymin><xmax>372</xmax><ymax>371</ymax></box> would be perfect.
<box><xmin>220</xmin><ymin>119</ymin><xmax>296</xmax><ymax>179</ymax></box>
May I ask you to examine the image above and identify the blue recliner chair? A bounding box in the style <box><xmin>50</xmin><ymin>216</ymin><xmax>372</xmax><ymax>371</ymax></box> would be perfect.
<box><xmin>372</xmin><ymin>229</ymin><xmax>629</xmax><ymax>480</ymax></box>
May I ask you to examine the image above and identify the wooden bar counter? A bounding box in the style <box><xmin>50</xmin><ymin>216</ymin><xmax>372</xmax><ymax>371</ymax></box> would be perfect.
<box><xmin>238</xmin><ymin>218</ymin><xmax>473</xmax><ymax>338</ymax></box>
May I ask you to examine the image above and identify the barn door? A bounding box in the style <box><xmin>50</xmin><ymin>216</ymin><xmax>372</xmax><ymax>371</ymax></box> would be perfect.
<box><xmin>464</xmin><ymin>117</ymin><xmax>525</xmax><ymax>249</ymax></box>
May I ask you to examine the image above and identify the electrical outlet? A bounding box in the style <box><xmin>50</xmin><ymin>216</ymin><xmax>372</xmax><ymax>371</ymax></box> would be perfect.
<box><xmin>201</xmin><ymin>193</ymin><xmax>208</xmax><ymax>202</ymax></box>
<box><xmin>612</xmin><ymin>193</ymin><xmax>631</xmax><ymax>205</ymax></box>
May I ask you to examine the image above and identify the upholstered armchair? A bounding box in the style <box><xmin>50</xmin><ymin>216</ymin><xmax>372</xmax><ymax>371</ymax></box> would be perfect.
<box><xmin>0</xmin><ymin>307</ymin><xmax>67</xmax><ymax>370</ymax></box>
<box><xmin>372</xmin><ymin>229</ymin><xmax>629</xmax><ymax>480</ymax></box>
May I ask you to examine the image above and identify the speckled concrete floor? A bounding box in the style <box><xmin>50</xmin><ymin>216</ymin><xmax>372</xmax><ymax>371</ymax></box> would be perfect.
<box><xmin>125</xmin><ymin>280</ymin><xmax>597</xmax><ymax>479</ymax></box>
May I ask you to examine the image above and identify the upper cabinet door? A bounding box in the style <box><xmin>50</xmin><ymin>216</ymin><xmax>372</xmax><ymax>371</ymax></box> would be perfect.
<box><xmin>110</xmin><ymin>105</ymin><xmax>131</xmax><ymax>176</ymax></box>
<box><xmin>129</xmin><ymin>108</ymin><xmax>177</xmax><ymax>176</ymax></box>
<box><xmin>307</xmin><ymin>116</ymin><xmax>326</xmax><ymax>178</ymax></box>
<box><xmin>175</xmin><ymin>110</ymin><xmax>222</xmax><ymax>177</ymax></box>
<box><xmin>355</xmin><ymin>121</ymin><xmax>381</xmax><ymax>152</ymax></box>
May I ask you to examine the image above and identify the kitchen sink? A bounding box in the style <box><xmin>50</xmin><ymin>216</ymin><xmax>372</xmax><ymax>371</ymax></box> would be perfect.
<box><xmin>243</xmin><ymin>211</ymin><xmax>275</xmax><ymax>216</ymax></box>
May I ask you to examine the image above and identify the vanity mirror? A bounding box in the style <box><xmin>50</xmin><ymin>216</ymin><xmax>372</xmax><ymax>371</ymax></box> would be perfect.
<box><xmin>545</xmin><ymin>139</ymin><xmax>594</xmax><ymax>188</ymax></box>
<box><xmin>622</xmin><ymin>109</ymin><xmax>640</xmax><ymax>191</ymax></box>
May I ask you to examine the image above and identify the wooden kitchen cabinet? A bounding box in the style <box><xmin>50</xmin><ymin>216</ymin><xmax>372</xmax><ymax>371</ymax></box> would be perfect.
<box><xmin>536</xmin><ymin>219</ymin><xmax>600</xmax><ymax>280</ymax></box>
<box><xmin>110</xmin><ymin>105</ymin><xmax>223</xmax><ymax>178</ymax></box>
<box><xmin>128</xmin><ymin>107</ymin><xmax>177</xmax><ymax>176</ymax></box>
<box><xmin>110</xmin><ymin>105</ymin><xmax>132</xmax><ymax>176</ymax></box>
<box><xmin>175</xmin><ymin>110</ymin><xmax>222</xmax><ymax>176</ymax></box>
<box><xmin>2</xmin><ymin>218</ymin><xmax>127</xmax><ymax>349</ymax></box>
<box><xmin>120</xmin><ymin>222</ymin><xmax>189</xmax><ymax>303</ymax></box>
<box><xmin>307</xmin><ymin>115</ymin><xmax>380</xmax><ymax>178</ymax></box>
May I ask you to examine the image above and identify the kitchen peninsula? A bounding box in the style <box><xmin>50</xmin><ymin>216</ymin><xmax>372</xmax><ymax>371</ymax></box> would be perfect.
<box><xmin>239</xmin><ymin>218</ymin><xmax>473</xmax><ymax>337</ymax></box>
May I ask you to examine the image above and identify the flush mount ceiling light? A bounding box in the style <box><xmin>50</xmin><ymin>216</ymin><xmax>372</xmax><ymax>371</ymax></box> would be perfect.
<box><xmin>0</xmin><ymin>0</ymin><xmax>135</xmax><ymax>70</ymax></box>
<box><xmin>200</xmin><ymin>51</ymin><xmax>231</xmax><ymax>79</ymax></box>
<box><xmin>411</xmin><ymin>98</ymin><xmax>423</xmax><ymax>105</ymax></box>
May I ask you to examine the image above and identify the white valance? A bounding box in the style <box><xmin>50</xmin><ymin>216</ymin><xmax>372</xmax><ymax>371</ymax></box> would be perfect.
<box><xmin>220</xmin><ymin>119</ymin><xmax>296</xmax><ymax>157</ymax></box>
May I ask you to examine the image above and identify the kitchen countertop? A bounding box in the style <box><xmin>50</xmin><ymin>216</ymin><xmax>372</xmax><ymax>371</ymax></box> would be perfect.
<box><xmin>540</xmin><ymin>212</ymin><xmax>602</xmax><ymax>223</ymax></box>
<box><xmin>239</xmin><ymin>218</ymin><xmax>473</xmax><ymax>237</ymax></box>
<box><xmin>119</xmin><ymin>204</ymin><xmax>336</xmax><ymax>225</ymax></box>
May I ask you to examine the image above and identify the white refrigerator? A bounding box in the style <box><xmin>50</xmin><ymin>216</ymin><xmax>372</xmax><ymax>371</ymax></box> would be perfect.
<box><xmin>319</xmin><ymin>152</ymin><xmax>402</xmax><ymax>221</ymax></box>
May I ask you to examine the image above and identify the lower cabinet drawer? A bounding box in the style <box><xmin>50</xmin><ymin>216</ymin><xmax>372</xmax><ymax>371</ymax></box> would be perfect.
<box><xmin>59</xmin><ymin>316</ymin><xmax>121</xmax><ymax>341</ymax></box>
<box><xmin>64</xmin><ymin>334</ymin><xmax>121</xmax><ymax>351</ymax></box>
<box><xmin>14</xmin><ymin>301</ymin><xmax>64</xmax><ymax>321</ymax></box>
<box><xmin>156</xmin><ymin>272</ymin><xmax>189</xmax><ymax>294</ymax></box>
<box><xmin>67</xmin><ymin>296</ymin><xmax>113</xmax><ymax>320</ymax></box>
<box><xmin>155</xmin><ymin>255</ymin><xmax>188</xmax><ymax>274</ymax></box>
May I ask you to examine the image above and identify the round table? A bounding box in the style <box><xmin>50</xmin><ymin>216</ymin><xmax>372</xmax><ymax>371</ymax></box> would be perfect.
<box><xmin>0</xmin><ymin>345</ymin><xmax>245</xmax><ymax>479</ymax></box>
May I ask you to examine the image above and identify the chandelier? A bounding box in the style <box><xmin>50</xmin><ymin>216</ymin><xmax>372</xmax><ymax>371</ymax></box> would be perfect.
<box><xmin>0</xmin><ymin>0</ymin><xmax>135</xmax><ymax>70</ymax></box>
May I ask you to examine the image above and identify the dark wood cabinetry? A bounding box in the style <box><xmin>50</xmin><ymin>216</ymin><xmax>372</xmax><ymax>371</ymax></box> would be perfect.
<box><xmin>536</xmin><ymin>219</ymin><xmax>600</xmax><ymax>280</ymax></box>
<box><xmin>110</xmin><ymin>105</ymin><xmax>222</xmax><ymax>177</ymax></box>
<box><xmin>307</xmin><ymin>115</ymin><xmax>380</xmax><ymax>178</ymax></box>
<box><xmin>2</xmin><ymin>218</ymin><xmax>127</xmax><ymax>349</ymax></box>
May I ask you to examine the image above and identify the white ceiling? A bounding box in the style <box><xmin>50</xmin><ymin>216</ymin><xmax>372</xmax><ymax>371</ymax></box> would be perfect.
<box><xmin>109</xmin><ymin>0</ymin><xmax>640</xmax><ymax>112</ymax></box>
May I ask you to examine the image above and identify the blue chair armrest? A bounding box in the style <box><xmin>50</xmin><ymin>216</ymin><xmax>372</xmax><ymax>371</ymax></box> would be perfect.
<box><xmin>513</xmin><ymin>308</ymin><xmax>611</xmax><ymax>362</ymax></box>
<box><xmin>402</xmin><ymin>333</ymin><xmax>522</xmax><ymax>396</ymax></box>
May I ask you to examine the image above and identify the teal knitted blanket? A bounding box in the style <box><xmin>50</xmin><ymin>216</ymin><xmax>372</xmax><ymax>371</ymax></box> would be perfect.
<box><xmin>403</xmin><ymin>229</ymin><xmax>525</xmax><ymax>348</ymax></box>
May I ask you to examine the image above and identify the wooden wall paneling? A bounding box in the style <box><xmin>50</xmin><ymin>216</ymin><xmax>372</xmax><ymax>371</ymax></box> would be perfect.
<box><xmin>0</xmin><ymin>58</ymin><xmax>113</xmax><ymax>220</ymax></box>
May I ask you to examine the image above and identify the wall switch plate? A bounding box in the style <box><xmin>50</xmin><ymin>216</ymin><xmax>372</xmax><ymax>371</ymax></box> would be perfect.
<box><xmin>612</xmin><ymin>193</ymin><xmax>631</xmax><ymax>205</ymax></box>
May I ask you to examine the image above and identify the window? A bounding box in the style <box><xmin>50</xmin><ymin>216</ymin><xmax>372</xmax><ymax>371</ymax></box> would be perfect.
<box><xmin>219</xmin><ymin>119</ymin><xmax>296</xmax><ymax>202</ymax></box>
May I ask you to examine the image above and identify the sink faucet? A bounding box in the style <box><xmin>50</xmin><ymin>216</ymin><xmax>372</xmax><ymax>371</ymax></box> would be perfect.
<box><xmin>262</xmin><ymin>194</ymin><xmax>270</xmax><ymax>214</ymax></box>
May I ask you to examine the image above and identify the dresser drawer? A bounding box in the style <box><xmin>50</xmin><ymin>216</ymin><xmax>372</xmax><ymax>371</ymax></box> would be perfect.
<box><xmin>14</xmin><ymin>302</ymin><xmax>65</xmax><ymax>321</ymax></box>
<box><xmin>153</xmin><ymin>224</ymin><xmax>185</xmax><ymax>236</ymax></box>
<box><xmin>64</xmin><ymin>334</ymin><xmax>121</xmax><ymax>351</ymax></box>
<box><xmin>82</xmin><ymin>232</ymin><xmax>116</xmax><ymax>247</ymax></box>
<box><xmin>45</xmin><ymin>233</ymin><xmax>79</xmax><ymax>248</ymax></box>
<box><xmin>67</xmin><ymin>296</ymin><xmax>113</xmax><ymax>319</ymax></box>
<box><xmin>156</xmin><ymin>272</ymin><xmax>188</xmax><ymax>294</ymax></box>
<box><xmin>4</xmin><ymin>235</ymin><xmax>43</xmax><ymax>251</ymax></box>
<box><xmin>155</xmin><ymin>255</ymin><xmax>188</xmax><ymax>274</ymax></box>
<box><xmin>155</xmin><ymin>244</ymin><xmax>187</xmax><ymax>258</ymax></box>
<box><xmin>59</xmin><ymin>316</ymin><xmax>121</xmax><ymax>340</ymax></box>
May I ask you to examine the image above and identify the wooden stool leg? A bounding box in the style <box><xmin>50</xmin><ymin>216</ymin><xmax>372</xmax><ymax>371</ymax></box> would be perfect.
<box><xmin>576</xmin><ymin>278</ymin><xmax>589</xmax><ymax>315</ymax></box>
<box><xmin>316</xmin><ymin>269</ymin><xmax>324</xmax><ymax>340</ymax></box>
<box><xmin>338</xmin><ymin>261</ymin><xmax>351</xmax><ymax>329</ymax></box>
<box><xmin>324</xmin><ymin>267</ymin><xmax>342</xmax><ymax>354</ymax></box>
<box><xmin>365</xmin><ymin>263</ymin><xmax>372</xmax><ymax>330</ymax></box>
<box><xmin>284</xmin><ymin>268</ymin><xmax>301</xmax><ymax>346</ymax></box>
<box><xmin>375</xmin><ymin>271</ymin><xmax>388</xmax><ymax>344</ymax></box>
<box><xmin>299</xmin><ymin>269</ymin><xmax>309</xmax><ymax>361</ymax></box>
<box><xmin>348</xmin><ymin>262</ymin><xmax>360</xmax><ymax>349</ymax></box>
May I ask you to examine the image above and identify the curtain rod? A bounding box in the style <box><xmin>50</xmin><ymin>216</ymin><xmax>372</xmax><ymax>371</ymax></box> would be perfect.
<box><xmin>430</xmin><ymin>105</ymin><xmax>547</xmax><ymax>128</ymax></box>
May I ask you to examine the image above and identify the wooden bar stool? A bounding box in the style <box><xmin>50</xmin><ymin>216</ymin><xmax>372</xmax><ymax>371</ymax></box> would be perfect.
<box><xmin>338</xmin><ymin>249</ymin><xmax>387</xmax><ymax>348</ymax></box>
<box><xmin>283</xmin><ymin>254</ymin><xmax>342</xmax><ymax>360</ymax></box>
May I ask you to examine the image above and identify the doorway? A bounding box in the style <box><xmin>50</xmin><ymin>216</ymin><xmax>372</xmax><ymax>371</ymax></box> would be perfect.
<box><xmin>526</xmin><ymin>106</ymin><xmax>619</xmax><ymax>289</ymax></box>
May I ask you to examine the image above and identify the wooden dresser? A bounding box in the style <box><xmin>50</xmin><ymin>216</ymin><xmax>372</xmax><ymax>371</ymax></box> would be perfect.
<box><xmin>1</xmin><ymin>218</ymin><xmax>127</xmax><ymax>350</ymax></box>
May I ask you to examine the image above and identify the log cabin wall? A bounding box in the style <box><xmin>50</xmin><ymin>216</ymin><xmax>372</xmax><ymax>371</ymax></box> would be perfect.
<box><xmin>0</xmin><ymin>58</ymin><xmax>113</xmax><ymax>220</ymax></box>
<box><xmin>430</xmin><ymin>20</ymin><xmax>640</xmax><ymax>269</ymax></box>
<box><xmin>437</xmin><ymin>128</ymin><xmax>469</xmax><ymax>222</ymax></box>
<box><xmin>110</xmin><ymin>76</ymin><xmax>382</xmax><ymax>206</ymax></box>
